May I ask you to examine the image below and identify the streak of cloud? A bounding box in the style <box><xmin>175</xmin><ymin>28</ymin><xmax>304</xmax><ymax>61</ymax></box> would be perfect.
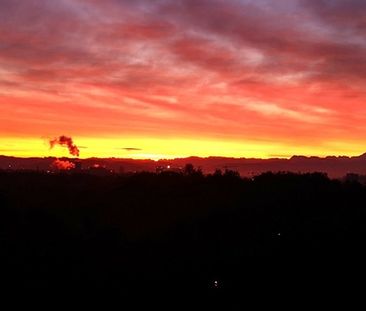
<box><xmin>121</xmin><ymin>147</ymin><xmax>143</xmax><ymax>151</ymax></box>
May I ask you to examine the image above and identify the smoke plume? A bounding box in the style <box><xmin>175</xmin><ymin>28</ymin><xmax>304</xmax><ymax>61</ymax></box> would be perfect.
<box><xmin>50</xmin><ymin>135</ymin><xmax>80</xmax><ymax>157</ymax></box>
<box><xmin>51</xmin><ymin>159</ymin><xmax>75</xmax><ymax>170</ymax></box>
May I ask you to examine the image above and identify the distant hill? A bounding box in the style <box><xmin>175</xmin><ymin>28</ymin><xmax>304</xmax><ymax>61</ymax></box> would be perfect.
<box><xmin>1</xmin><ymin>154</ymin><xmax>366</xmax><ymax>178</ymax></box>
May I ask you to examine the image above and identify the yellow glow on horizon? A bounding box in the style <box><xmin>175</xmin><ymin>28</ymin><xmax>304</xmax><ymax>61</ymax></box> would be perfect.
<box><xmin>0</xmin><ymin>136</ymin><xmax>365</xmax><ymax>160</ymax></box>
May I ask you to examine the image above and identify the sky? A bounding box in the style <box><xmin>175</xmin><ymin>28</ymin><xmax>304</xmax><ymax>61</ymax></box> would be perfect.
<box><xmin>0</xmin><ymin>0</ymin><xmax>365</xmax><ymax>159</ymax></box>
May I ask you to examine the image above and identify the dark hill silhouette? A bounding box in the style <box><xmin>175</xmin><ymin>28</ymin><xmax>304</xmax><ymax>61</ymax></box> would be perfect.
<box><xmin>2</xmin><ymin>152</ymin><xmax>366</xmax><ymax>177</ymax></box>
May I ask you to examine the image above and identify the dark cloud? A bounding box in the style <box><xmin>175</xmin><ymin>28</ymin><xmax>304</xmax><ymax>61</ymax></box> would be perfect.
<box><xmin>120</xmin><ymin>147</ymin><xmax>143</xmax><ymax>151</ymax></box>
<box><xmin>50</xmin><ymin>136</ymin><xmax>80</xmax><ymax>157</ymax></box>
<box><xmin>1</xmin><ymin>0</ymin><xmax>364</xmax><ymax>90</ymax></box>
<box><xmin>301</xmin><ymin>0</ymin><xmax>366</xmax><ymax>34</ymax></box>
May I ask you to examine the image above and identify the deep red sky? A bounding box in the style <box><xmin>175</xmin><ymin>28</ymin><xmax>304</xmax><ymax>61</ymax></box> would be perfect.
<box><xmin>1</xmin><ymin>0</ymin><xmax>366</xmax><ymax>159</ymax></box>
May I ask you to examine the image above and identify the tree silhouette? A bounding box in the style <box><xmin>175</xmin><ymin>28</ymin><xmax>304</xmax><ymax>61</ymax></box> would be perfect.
<box><xmin>183</xmin><ymin>163</ymin><xmax>195</xmax><ymax>175</ymax></box>
<box><xmin>1</xmin><ymin>170</ymin><xmax>366</xmax><ymax>299</ymax></box>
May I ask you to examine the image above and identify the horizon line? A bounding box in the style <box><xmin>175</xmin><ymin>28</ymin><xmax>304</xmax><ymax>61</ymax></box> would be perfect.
<box><xmin>1</xmin><ymin>153</ymin><xmax>365</xmax><ymax>161</ymax></box>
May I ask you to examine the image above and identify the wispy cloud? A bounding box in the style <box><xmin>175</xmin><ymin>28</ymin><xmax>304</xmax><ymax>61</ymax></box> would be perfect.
<box><xmin>120</xmin><ymin>147</ymin><xmax>143</xmax><ymax>151</ymax></box>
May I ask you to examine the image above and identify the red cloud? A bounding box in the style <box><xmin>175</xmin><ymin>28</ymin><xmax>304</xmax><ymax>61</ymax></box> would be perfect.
<box><xmin>1</xmin><ymin>0</ymin><xmax>366</xmax><ymax>155</ymax></box>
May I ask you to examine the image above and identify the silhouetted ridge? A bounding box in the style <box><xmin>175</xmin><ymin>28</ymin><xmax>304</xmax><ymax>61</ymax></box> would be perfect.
<box><xmin>2</xmin><ymin>152</ymin><xmax>366</xmax><ymax>177</ymax></box>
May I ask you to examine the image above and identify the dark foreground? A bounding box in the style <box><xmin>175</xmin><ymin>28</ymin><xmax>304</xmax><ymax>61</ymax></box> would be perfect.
<box><xmin>1</xmin><ymin>169</ymin><xmax>366</xmax><ymax>305</ymax></box>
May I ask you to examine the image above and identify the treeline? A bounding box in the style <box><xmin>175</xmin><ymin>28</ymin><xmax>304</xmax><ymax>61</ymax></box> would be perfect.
<box><xmin>1</xmin><ymin>169</ymin><xmax>366</xmax><ymax>297</ymax></box>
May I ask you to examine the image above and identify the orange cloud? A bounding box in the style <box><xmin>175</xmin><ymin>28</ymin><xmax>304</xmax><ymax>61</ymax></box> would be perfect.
<box><xmin>0</xmin><ymin>0</ymin><xmax>366</xmax><ymax>158</ymax></box>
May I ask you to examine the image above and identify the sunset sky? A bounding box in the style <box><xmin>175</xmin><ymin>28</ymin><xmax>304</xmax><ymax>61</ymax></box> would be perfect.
<box><xmin>1</xmin><ymin>0</ymin><xmax>366</xmax><ymax>159</ymax></box>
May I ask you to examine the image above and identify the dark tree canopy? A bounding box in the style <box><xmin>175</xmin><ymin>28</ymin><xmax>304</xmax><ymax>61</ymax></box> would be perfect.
<box><xmin>0</xmin><ymin>170</ymin><xmax>365</xmax><ymax>303</ymax></box>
